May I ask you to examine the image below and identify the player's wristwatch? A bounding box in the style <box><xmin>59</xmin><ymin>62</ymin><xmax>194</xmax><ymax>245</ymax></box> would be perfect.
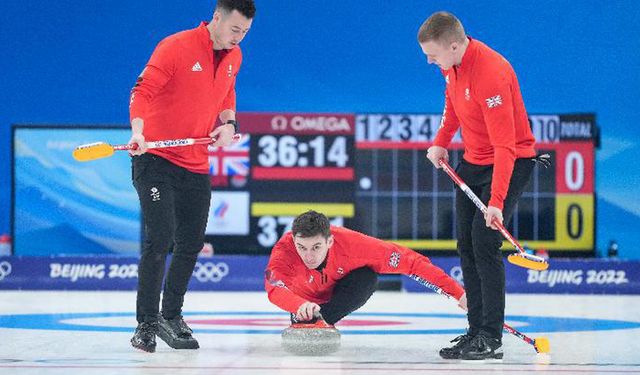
<box><xmin>223</xmin><ymin>119</ymin><xmax>239</xmax><ymax>134</ymax></box>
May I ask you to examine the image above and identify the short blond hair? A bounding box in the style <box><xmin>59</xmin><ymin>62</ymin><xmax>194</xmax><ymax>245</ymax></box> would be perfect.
<box><xmin>417</xmin><ymin>11</ymin><xmax>466</xmax><ymax>44</ymax></box>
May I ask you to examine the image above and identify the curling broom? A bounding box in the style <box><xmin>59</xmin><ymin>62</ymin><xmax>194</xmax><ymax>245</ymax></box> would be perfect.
<box><xmin>72</xmin><ymin>134</ymin><xmax>242</xmax><ymax>162</ymax></box>
<box><xmin>438</xmin><ymin>159</ymin><xmax>549</xmax><ymax>271</ymax></box>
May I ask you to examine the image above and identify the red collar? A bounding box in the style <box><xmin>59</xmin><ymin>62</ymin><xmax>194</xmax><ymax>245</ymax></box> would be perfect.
<box><xmin>196</xmin><ymin>21</ymin><xmax>214</xmax><ymax>49</ymax></box>
<box><xmin>457</xmin><ymin>37</ymin><xmax>478</xmax><ymax>71</ymax></box>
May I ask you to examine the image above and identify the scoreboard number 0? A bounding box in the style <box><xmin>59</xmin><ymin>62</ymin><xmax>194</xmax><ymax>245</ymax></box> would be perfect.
<box><xmin>554</xmin><ymin>144</ymin><xmax>593</xmax><ymax>249</ymax></box>
<box><xmin>565</xmin><ymin>151</ymin><xmax>585</xmax><ymax>191</ymax></box>
<box><xmin>557</xmin><ymin>197</ymin><xmax>591</xmax><ymax>246</ymax></box>
<box><xmin>566</xmin><ymin>203</ymin><xmax>584</xmax><ymax>240</ymax></box>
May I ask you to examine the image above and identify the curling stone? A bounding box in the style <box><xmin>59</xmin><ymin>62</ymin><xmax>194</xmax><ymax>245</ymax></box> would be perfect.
<box><xmin>281</xmin><ymin>325</ymin><xmax>341</xmax><ymax>356</ymax></box>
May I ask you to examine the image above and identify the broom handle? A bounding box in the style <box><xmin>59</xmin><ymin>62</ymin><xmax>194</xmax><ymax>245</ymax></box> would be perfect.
<box><xmin>438</xmin><ymin>159</ymin><xmax>526</xmax><ymax>254</ymax></box>
<box><xmin>113</xmin><ymin>134</ymin><xmax>242</xmax><ymax>151</ymax></box>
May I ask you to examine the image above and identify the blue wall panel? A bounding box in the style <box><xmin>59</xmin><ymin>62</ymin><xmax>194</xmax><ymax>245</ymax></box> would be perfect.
<box><xmin>2</xmin><ymin>0</ymin><xmax>639</xmax><ymax>257</ymax></box>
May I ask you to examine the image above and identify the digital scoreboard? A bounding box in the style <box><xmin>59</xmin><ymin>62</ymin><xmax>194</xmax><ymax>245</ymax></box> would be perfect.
<box><xmin>12</xmin><ymin>114</ymin><xmax>596</xmax><ymax>256</ymax></box>
<box><xmin>205</xmin><ymin>112</ymin><xmax>596</xmax><ymax>254</ymax></box>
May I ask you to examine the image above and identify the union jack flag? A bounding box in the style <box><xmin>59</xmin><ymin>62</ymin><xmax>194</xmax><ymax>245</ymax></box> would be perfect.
<box><xmin>208</xmin><ymin>135</ymin><xmax>250</xmax><ymax>176</ymax></box>
<box><xmin>389</xmin><ymin>251</ymin><xmax>401</xmax><ymax>268</ymax></box>
<box><xmin>485</xmin><ymin>94</ymin><xmax>503</xmax><ymax>108</ymax></box>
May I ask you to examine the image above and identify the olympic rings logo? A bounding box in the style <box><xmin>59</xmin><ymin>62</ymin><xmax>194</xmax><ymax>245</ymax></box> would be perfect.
<box><xmin>0</xmin><ymin>261</ymin><xmax>12</xmax><ymax>281</ymax></box>
<box><xmin>192</xmin><ymin>262</ymin><xmax>229</xmax><ymax>283</ymax></box>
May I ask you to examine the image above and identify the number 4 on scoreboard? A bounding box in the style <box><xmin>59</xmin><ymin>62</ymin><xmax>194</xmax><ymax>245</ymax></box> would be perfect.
<box><xmin>327</xmin><ymin>137</ymin><xmax>348</xmax><ymax>167</ymax></box>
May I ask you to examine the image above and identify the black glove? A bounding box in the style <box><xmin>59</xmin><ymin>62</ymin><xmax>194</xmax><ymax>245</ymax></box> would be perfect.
<box><xmin>531</xmin><ymin>153</ymin><xmax>551</xmax><ymax>168</ymax></box>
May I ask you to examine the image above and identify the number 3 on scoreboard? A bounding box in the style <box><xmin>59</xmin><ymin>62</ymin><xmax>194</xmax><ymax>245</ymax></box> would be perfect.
<box><xmin>257</xmin><ymin>216</ymin><xmax>295</xmax><ymax>247</ymax></box>
<box><xmin>256</xmin><ymin>216</ymin><xmax>345</xmax><ymax>248</ymax></box>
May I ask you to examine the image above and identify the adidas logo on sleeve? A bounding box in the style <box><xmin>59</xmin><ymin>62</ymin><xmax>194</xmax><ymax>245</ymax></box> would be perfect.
<box><xmin>191</xmin><ymin>61</ymin><xmax>202</xmax><ymax>72</ymax></box>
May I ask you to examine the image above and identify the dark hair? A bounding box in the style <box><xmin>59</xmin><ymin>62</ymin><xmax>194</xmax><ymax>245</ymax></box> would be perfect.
<box><xmin>292</xmin><ymin>210</ymin><xmax>331</xmax><ymax>239</ymax></box>
<box><xmin>216</xmin><ymin>0</ymin><xmax>256</xmax><ymax>19</ymax></box>
<box><xmin>417</xmin><ymin>11</ymin><xmax>465</xmax><ymax>44</ymax></box>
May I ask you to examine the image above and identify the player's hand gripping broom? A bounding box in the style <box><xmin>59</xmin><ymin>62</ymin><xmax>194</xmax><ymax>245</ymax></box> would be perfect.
<box><xmin>72</xmin><ymin>134</ymin><xmax>242</xmax><ymax>162</ymax></box>
<box><xmin>438</xmin><ymin>159</ymin><xmax>549</xmax><ymax>271</ymax></box>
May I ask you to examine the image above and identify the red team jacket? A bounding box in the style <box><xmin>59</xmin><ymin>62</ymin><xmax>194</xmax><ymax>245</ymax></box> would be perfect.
<box><xmin>265</xmin><ymin>226</ymin><xmax>465</xmax><ymax>313</ymax></box>
<box><xmin>129</xmin><ymin>22</ymin><xmax>240</xmax><ymax>174</ymax></box>
<box><xmin>433</xmin><ymin>37</ymin><xmax>536</xmax><ymax>210</ymax></box>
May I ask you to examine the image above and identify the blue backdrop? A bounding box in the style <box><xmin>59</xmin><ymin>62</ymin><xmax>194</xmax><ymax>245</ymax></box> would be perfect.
<box><xmin>1</xmin><ymin>0</ymin><xmax>639</xmax><ymax>257</ymax></box>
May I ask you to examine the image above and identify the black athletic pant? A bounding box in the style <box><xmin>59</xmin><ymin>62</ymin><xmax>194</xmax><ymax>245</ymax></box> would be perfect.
<box><xmin>132</xmin><ymin>153</ymin><xmax>211</xmax><ymax>323</ymax></box>
<box><xmin>319</xmin><ymin>267</ymin><xmax>378</xmax><ymax>325</ymax></box>
<box><xmin>455</xmin><ymin>158</ymin><xmax>533</xmax><ymax>340</ymax></box>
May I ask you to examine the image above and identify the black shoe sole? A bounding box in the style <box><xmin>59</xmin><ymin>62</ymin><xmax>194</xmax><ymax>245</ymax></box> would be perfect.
<box><xmin>131</xmin><ymin>340</ymin><xmax>156</xmax><ymax>353</ymax></box>
<box><xmin>461</xmin><ymin>351</ymin><xmax>503</xmax><ymax>360</ymax></box>
<box><xmin>157</xmin><ymin>329</ymin><xmax>199</xmax><ymax>349</ymax></box>
<box><xmin>439</xmin><ymin>351</ymin><xmax>462</xmax><ymax>360</ymax></box>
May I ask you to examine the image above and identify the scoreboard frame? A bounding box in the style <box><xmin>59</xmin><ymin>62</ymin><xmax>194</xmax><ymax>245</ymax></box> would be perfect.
<box><xmin>204</xmin><ymin>112</ymin><xmax>597</xmax><ymax>255</ymax></box>
<box><xmin>10</xmin><ymin>114</ymin><xmax>596</xmax><ymax>256</ymax></box>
